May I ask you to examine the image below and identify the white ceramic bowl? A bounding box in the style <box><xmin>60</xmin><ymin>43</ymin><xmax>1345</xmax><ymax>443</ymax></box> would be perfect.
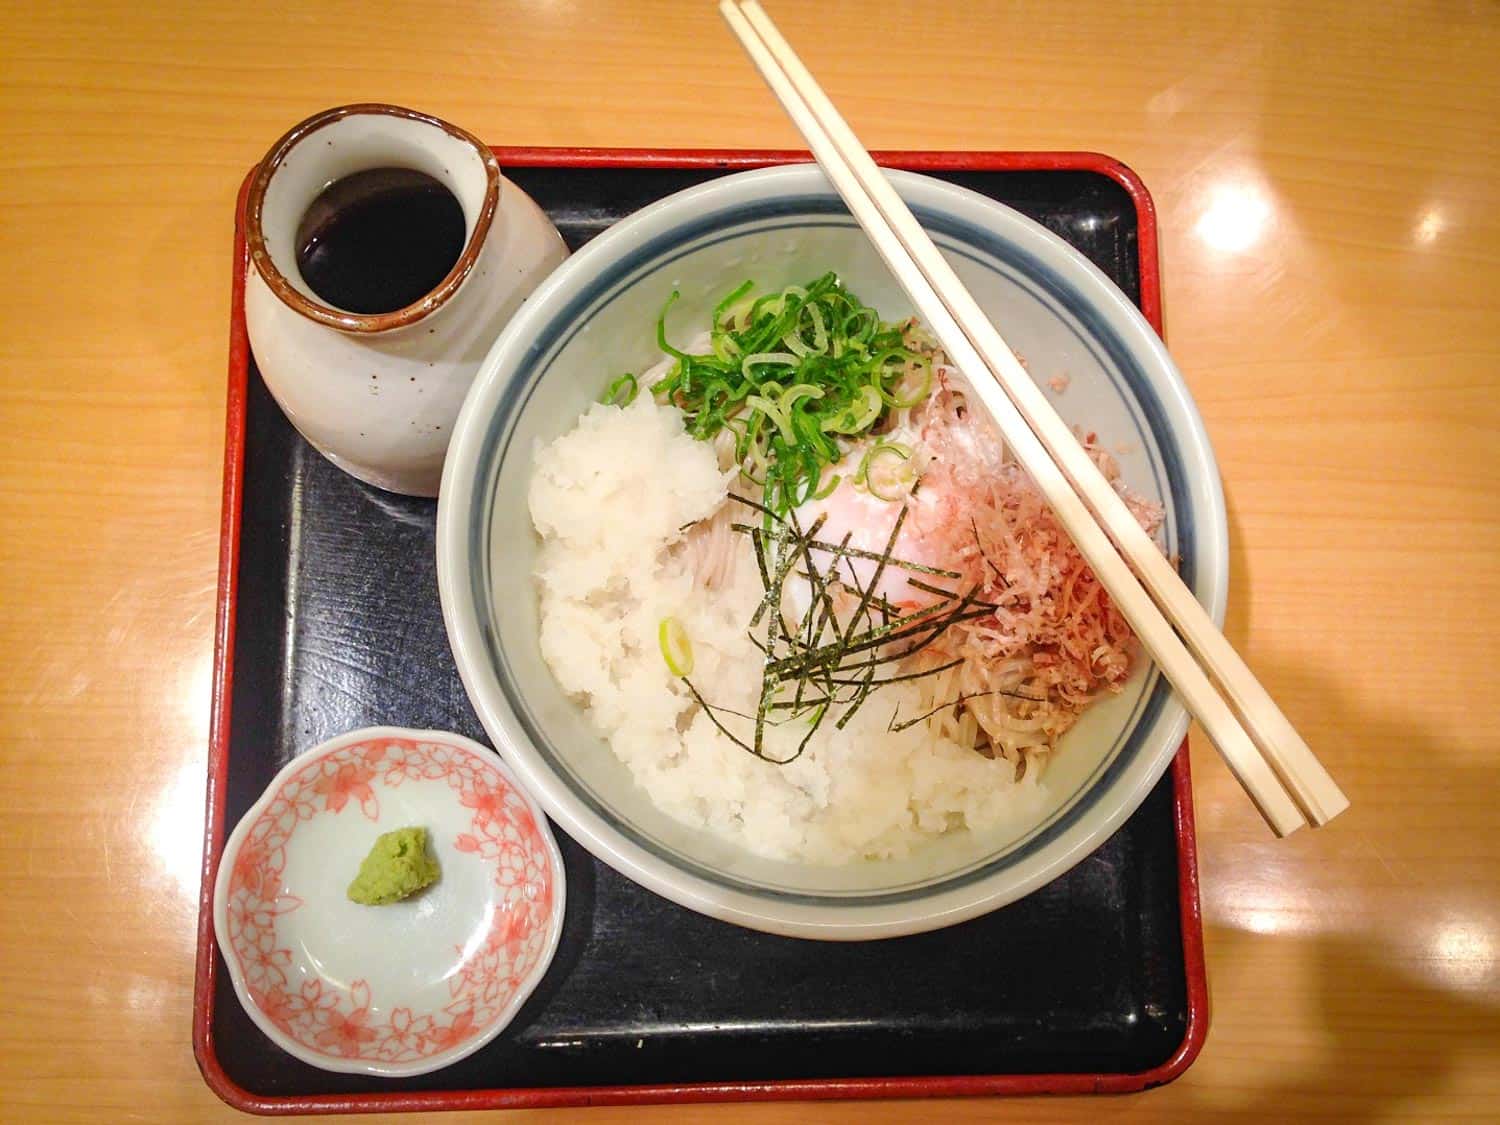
<box><xmin>437</xmin><ymin>165</ymin><xmax>1226</xmax><ymax>940</ymax></box>
<box><xmin>212</xmin><ymin>727</ymin><xmax>565</xmax><ymax>1076</ymax></box>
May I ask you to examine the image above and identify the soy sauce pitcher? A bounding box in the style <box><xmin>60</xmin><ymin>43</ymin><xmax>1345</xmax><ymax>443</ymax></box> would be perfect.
<box><xmin>244</xmin><ymin>104</ymin><xmax>567</xmax><ymax>497</ymax></box>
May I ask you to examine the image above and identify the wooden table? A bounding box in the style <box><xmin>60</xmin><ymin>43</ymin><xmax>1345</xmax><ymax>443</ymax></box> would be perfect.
<box><xmin>2</xmin><ymin>1</ymin><xmax>1496</xmax><ymax>1120</ymax></box>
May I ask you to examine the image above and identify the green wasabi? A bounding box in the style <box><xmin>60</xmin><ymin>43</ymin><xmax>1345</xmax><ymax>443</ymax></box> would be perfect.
<box><xmin>346</xmin><ymin>826</ymin><xmax>440</xmax><ymax>906</ymax></box>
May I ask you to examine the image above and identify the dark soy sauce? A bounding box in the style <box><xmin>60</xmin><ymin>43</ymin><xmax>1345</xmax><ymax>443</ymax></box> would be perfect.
<box><xmin>294</xmin><ymin>167</ymin><xmax>466</xmax><ymax>314</ymax></box>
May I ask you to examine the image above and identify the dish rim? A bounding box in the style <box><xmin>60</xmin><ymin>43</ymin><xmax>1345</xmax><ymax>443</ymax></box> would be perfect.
<box><xmin>210</xmin><ymin>724</ymin><xmax>567</xmax><ymax>1078</ymax></box>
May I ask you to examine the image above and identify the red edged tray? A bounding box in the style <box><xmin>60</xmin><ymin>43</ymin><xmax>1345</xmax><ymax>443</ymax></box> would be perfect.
<box><xmin>194</xmin><ymin>148</ymin><xmax>1206</xmax><ymax>1114</ymax></box>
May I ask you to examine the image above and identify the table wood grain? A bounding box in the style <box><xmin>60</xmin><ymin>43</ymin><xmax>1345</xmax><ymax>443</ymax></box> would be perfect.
<box><xmin>1</xmin><ymin>1</ymin><xmax>1496</xmax><ymax>1120</ymax></box>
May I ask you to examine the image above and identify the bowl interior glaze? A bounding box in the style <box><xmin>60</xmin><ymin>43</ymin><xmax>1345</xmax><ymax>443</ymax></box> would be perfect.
<box><xmin>438</xmin><ymin>165</ymin><xmax>1226</xmax><ymax>938</ymax></box>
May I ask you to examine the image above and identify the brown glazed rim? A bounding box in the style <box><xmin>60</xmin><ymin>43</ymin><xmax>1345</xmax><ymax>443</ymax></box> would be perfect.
<box><xmin>245</xmin><ymin>103</ymin><xmax>501</xmax><ymax>334</ymax></box>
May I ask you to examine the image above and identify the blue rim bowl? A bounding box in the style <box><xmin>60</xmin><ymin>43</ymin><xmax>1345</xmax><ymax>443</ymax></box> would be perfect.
<box><xmin>437</xmin><ymin>164</ymin><xmax>1226</xmax><ymax>940</ymax></box>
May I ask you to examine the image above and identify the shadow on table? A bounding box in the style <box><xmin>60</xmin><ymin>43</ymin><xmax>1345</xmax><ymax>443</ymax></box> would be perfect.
<box><xmin>1195</xmin><ymin>923</ymin><xmax>1500</xmax><ymax>1122</ymax></box>
<box><xmin>1189</xmin><ymin>642</ymin><xmax>1500</xmax><ymax>1121</ymax></box>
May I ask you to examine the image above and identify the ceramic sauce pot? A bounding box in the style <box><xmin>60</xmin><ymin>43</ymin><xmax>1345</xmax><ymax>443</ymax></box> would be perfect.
<box><xmin>244</xmin><ymin>104</ymin><xmax>567</xmax><ymax>496</ymax></box>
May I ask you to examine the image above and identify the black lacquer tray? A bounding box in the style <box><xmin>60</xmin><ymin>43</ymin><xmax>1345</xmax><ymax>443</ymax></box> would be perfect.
<box><xmin>194</xmin><ymin>149</ymin><xmax>1206</xmax><ymax>1114</ymax></box>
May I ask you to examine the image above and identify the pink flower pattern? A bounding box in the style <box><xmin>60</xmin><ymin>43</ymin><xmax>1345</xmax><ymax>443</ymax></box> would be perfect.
<box><xmin>222</xmin><ymin>738</ymin><xmax>557</xmax><ymax>1063</ymax></box>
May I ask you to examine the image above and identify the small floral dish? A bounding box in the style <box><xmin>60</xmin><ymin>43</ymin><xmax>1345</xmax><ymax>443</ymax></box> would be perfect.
<box><xmin>212</xmin><ymin>726</ymin><xmax>566</xmax><ymax>1077</ymax></box>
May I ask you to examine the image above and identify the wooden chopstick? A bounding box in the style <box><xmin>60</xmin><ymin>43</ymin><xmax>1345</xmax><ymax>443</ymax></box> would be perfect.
<box><xmin>725</xmin><ymin>1</ymin><xmax>1349</xmax><ymax>830</ymax></box>
<box><xmin>722</xmin><ymin>0</ymin><xmax>1346</xmax><ymax>834</ymax></box>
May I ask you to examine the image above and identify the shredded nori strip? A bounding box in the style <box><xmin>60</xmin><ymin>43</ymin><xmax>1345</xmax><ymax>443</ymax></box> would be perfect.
<box><xmin>886</xmin><ymin>687</ymin><xmax>1045</xmax><ymax>734</ymax></box>
<box><xmin>673</xmin><ymin>494</ymin><xmax>1024</xmax><ymax>766</ymax></box>
<box><xmin>650</xmin><ymin>289</ymin><xmax>1044</xmax><ymax>766</ymax></box>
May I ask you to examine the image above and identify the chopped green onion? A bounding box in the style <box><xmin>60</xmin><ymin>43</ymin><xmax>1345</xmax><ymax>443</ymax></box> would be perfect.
<box><xmin>646</xmin><ymin>274</ymin><xmax>936</xmax><ymax>515</ymax></box>
<box><xmin>742</xmin><ymin>352</ymin><xmax>801</xmax><ymax>379</ymax></box>
<box><xmin>858</xmin><ymin>441</ymin><xmax>914</xmax><ymax>501</ymax></box>
<box><xmin>656</xmin><ymin>291</ymin><xmax>690</xmax><ymax>362</ymax></box>
<box><xmin>745</xmin><ymin>394</ymin><xmax>794</xmax><ymax>444</ymax></box>
<box><xmin>599</xmin><ymin>373</ymin><xmax>638</xmax><ymax>407</ymax></box>
<box><xmin>820</xmin><ymin>384</ymin><xmax>882</xmax><ymax>434</ymax></box>
<box><xmin>877</xmin><ymin>353</ymin><xmax>933</xmax><ymax>409</ymax></box>
<box><xmin>713</xmin><ymin>280</ymin><xmax>755</xmax><ymax>328</ymax></box>
<box><xmin>779</xmin><ymin>383</ymin><xmax>825</xmax><ymax>413</ymax></box>
<box><xmin>658</xmin><ymin>616</ymin><xmax>693</xmax><ymax>677</ymax></box>
<box><xmin>810</xmin><ymin>471</ymin><xmax>842</xmax><ymax>500</ymax></box>
<box><xmin>783</xmin><ymin>302</ymin><xmax>828</xmax><ymax>357</ymax></box>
